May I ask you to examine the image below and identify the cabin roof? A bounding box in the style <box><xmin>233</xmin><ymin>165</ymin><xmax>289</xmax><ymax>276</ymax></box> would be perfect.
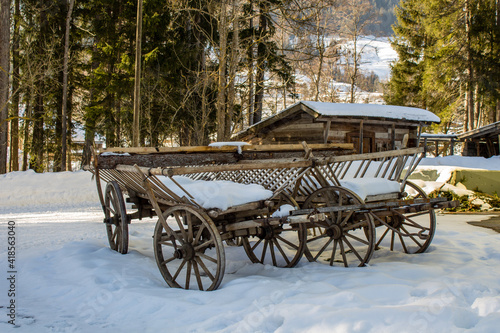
<box><xmin>457</xmin><ymin>121</ymin><xmax>500</xmax><ymax>140</ymax></box>
<box><xmin>233</xmin><ymin>101</ymin><xmax>440</xmax><ymax>140</ymax></box>
<box><xmin>299</xmin><ymin>101</ymin><xmax>441</xmax><ymax>123</ymax></box>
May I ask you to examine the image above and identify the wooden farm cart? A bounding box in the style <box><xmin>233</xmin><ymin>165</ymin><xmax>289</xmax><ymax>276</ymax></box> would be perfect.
<box><xmin>188</xmin><ymin>146</ymin><xmax>459</xmax><ymax>268</ymax></box>
<box><xmin>86</xmin><ymin>143</ymin><xmax>353</xmax><ymax>291</ymax></box>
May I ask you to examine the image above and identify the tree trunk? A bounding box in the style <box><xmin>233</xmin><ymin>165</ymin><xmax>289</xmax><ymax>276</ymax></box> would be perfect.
<box><xmin>254</xmin><ymin>1</ymin><xmax>268</xmax><ymax>125</ymax></box>
<box><xmin>226</xmin><ymin>0</ymin><xmax>239</xmax><ymax>139</ymax></box>
<box><xmin>465</xmin><ymin>0</ymin><xmax>474</xmax><ymax>131</ymax></box>
<box><xmin>31</xmin><ymin>93</ymin><xmax>44</xmax><ymax>173</ymax></box>
<box><xmin>22</xmin><ymin>95</ymin><xmax>31</xmax><ymax>171</ymax></box>
<box><xmin>10</xmin><ymin>0</ymin><xmax>20</xmax><ymax>171</ymax></box>
<box><xmin>61</xmin><ymin>0</ymin><xmax>75</xmax><ymax>171</ymax></box>
<box><xmin>247</xmin><ymin>13</ymin><xmax>254</xmax><ymax>126</ymax></box>
<box><xmin>133</xmin><ymin>0</ymin><xmax>143</xmax><ymax>147</ymax></box>
<box><xmin>216</xmin><ymin>0</ymin><xmax>228</xmax><ymax>141</ymax></box>
<box><xmin>350</xmin><ymin>33</ymin><xmax>358</xmax><ymax>103</ymax></box>
<box><xmin>0</xmin><ymin>0</ymin><xmax>10</xmax><ymax>174</ymax></box>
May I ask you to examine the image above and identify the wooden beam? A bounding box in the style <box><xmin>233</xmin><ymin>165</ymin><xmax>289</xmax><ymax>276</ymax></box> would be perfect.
<box><xmin>323</xmin><ymin>120</ymin><xmax>331</xmax><ymax>144</ymax></box>
<box><xmin>359</xmin><ymin>120</ymin><xmax>364</xmax><ymax>153</ymax></box>
<box><xmin>391</xmin><ymin>123</ymin><xmax>396</xmax><ymax>150</ymax></box>
<box><xmin>102</xmin><ymin>143</ymin><xmax>354</xmax><ymax>154</ymax></box>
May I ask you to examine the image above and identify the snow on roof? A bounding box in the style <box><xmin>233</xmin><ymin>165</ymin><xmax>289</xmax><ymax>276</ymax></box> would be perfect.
<box><xmin>301</xmin><ymin>101</ymin><xmax>441</xmax><ymax>123</ymax></box>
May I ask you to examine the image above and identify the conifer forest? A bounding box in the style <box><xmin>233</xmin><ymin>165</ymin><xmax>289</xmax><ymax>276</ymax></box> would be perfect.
<box><xmin>0</xmin><ymin>0</ymin><xmax>499</xmax><ymax>173</ymax></box>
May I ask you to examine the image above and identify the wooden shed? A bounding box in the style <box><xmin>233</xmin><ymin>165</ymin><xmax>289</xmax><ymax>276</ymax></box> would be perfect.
<box><xmin>233</xmin><ymin>101</ymin><xmax>441</xmax><ymax>153</ymax></box>
<box><xmin>458</xmin><ymin>121</ymin><xmax>500</xmax><ymax>157</ymax></box>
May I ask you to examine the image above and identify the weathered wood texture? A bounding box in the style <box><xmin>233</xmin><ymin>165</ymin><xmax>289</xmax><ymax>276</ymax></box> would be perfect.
<box><xmin>97</xmin><ymin>143</ymin><xmax>355</xmax><ymax>169</ymax></box>
<box><xmin>238</xmin><ymin>111</ymin><xmax>422</xmax><ymax>153</ymax></box>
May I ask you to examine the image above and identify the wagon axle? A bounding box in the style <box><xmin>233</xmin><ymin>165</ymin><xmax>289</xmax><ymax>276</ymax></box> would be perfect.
<box><xmin>173</xmin><ymin>244</ymin><xmax>195</xmax><ymax>261</ymax></box>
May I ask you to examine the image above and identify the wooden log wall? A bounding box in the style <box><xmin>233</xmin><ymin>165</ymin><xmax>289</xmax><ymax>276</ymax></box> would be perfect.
<box><xmin>245</xmin><ymin>113</ymin><xmax>420</xmax><ymax>152</ymax></box>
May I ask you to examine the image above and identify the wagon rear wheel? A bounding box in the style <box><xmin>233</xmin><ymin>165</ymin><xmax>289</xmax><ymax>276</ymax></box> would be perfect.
<box><xmin>153</xmin><ymin>205</ymin><xmax>225</xmax><ymax>291</ymax></box>
<box><xmin>104</xmin><ymin>181</ymin><xmax>129</xmax><ymax>254</ymax></box>
<box><xmin>303</xmin><ymin>186</ymin><xmax>375</xmax><ymax>267</ymax></box>
<box><xmin>374</xmin><ymin>181</ymin><xmax>436</xmax><ymax>254</ymax></box>
<box><xmin>241</xmin><ymin>193</ymin><xmax>306</xmax><ymax>268</ymax></box>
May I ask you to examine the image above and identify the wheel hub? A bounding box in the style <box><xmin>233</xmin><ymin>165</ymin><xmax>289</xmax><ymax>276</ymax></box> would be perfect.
<box><xmin>258</xmin><ymin>226</ymin><xmax>275</xmax><ymax>240</ymax></box>
<box><xmin>174</xmin><ymin>243</ymin><xmax>195</xmax><ymax>260</ymax></box>
<box><xmin>387</xmin><ymin>214</ymin><xmax>403</xmax><ymax>229</ymax></box>
<box><xmin>326</xmin><ymin>224</ymin><xmax>342</xmax><ymax>240</ymax></box>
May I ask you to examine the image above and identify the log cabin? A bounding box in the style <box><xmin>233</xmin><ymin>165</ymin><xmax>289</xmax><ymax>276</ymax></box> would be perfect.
<box><xmin>458</xmin><ymin>121</ymin><xmax>500</xmax><ymax>157</ymax></box>
<box><xmin>233</xmin><ymin>101</ymin><xmax>441</xmax><ymax>153</ymax></box>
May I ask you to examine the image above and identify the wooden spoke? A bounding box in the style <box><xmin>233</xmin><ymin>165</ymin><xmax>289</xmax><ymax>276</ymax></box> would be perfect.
<box><xmin>192</xmin><ymin>261</ymin><xmax>203</xmax><ymax>291</ymax></box>
<box><xmin>154</xmin><ymin>205</ymin><xmax>225</xmax><ymax>291</ymax></box>
<box><xmin>270</xmin><ymin>241</ymin><xmax>277</xmax><ymax>266</ymax></box>
<box><xmin>303</xmin><ymin>186</ymin><xmax>375</xmax><ymax>267</ymax></box>
<box><xmin>104</xmin><ymin>181</ymin><xmax>128</xmax><ymax>254</ymax></box>
<box><xmin>375</xmin><ymin>227</ymin><xmax>390</xmax><ymax>248</ymax></box>
<box><xmin>195</xmin><ymin>257</ymin><xmax>215</xmax><ymax>281</ymax></box>
<box><xmin>185</xmin><ymin>261</ymin><xmax>192</xmax><ymax>290</ymax></box>
<box><xmin>161</xmin><ymin>256</ymin><xmax>177</xmax><ymax>265</ymax></box>
<box><xmin>343</xmin><ymin>237</ymin><xmax>364</xmax><ymax>263</ymax></box>
<box><xmin>187</xmin><ymin>213</ymin><xmax>194</xmax><ymax>243</ymax></box>
<box><xmin>315</xmin><ymin>237</ymin><xmax>334</xmax><ymax>261</ymax></box>
<box><xmin>196</xmin><ymin>252</ymin><xmax>218</xmax><ymax>264</ymax></box>
<box><xmin>241</xmin><ymin>193</ymin><xmax>306</xmax><ymax>268</ymax></box>
<box><xmin>251</xmin><ymin>238</ymin><xmax>263</xmax><ymax>251</ymax></box>
<box><xmin>276</xmin><ymin>235</ymin><xmax>299</xmax><ymax>250</ymax></box>
<box><xmin>260</xmin><ymin>240</ymin><xmax>268</xmax><ymax>262</ymax></box>
<box><xmin>374</xmin><ymin>181</ymin><xmax>436</xmax><ymax>254</ymax></box>
<box><xmin>345</xmin><ymin>232</ymin><xmax>371</xmax><ymax>246</ymax></box>
<box><xmin>339</xmin><ymin>239</ymin><xmax>348</xmax><ymax>267</ymax></box>
<box><xmin>174</xmin><ymin>212</ymin><xmax>188</xmax><ymax>241</ymax></box>
<box><xmin>194</xmin><ymin>239</ymin><xmax>214</xmax><ymax>252</ymax></box>
<box><xmin>272</xmin><ymin>239</ymin><xmax>291</xmax><ymax>265</ymax></box>
<box><xmin>306</xmin><ymin>233</ymin><xmax>328</xmax><ymax>244</ymax></box>
<box><xmin>329</xmin><ymin>239</ymin><xmax>338</xmax><ymax>266</ymax></box>
<box><xmin>172</xmin><ymin>260</ymin><xmax>186</xmax><ymax>281</ymax></box>
<box><xmin>194</xmin><ymin>224</ymin><xmax>206</xmax><ymax>245</ymax></box>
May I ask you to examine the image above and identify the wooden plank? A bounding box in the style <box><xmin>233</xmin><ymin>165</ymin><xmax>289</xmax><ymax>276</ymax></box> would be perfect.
<box><xmin>101</xmin><ymin>143</ymin><xmax>353</xmax><ymax>155</ymax></box>
<box><xmin>314</xmin><ymin>147</ymin><xmax>424</xmax><ymax>166</ymax></box>
<box><xmin>116</xmin><ymin>158</ymin><xmax>313</xmax><ymax>177</ymax></box>
<box><xmin>97</xmin><ymin>147</ymin><xmax>354</xmax><ymax>169</ymax></box>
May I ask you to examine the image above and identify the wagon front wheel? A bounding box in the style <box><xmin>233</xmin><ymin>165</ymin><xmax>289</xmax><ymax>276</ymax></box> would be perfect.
<box><xmin>104</xmin><ymin>181</ymin><xmax>129</xmax><ymax>254</ymax></box>
<box><xmin>374</xmin><ymin>181</ymin><xmax>436</xmax><ymax>254</ymax></box>
<box><xmin>241</xmin><ymin>193</ymin><xmax>306</xmax><ymax>268</ymax></box>
<box><xmin>153</xmin><ymin>205</ymin><xmax>225</xmax><ymax>291</ymax></box>
<box><xmin>303</xmin><ymin>186</ymin><xmax>375</xmax><ymax>267</ymax></box>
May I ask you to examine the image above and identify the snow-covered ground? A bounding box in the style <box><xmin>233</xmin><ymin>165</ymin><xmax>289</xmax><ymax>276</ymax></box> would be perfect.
<box><xmin>1</xmin><ymin>161</ymin><xmax>500</xmax><ymax>332</ymax></box>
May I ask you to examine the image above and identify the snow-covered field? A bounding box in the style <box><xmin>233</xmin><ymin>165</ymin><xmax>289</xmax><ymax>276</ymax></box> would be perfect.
<box><xmin>1</xmin><ymin>166</ymin><xmax>500</xmax><ymax>332</ymax></box>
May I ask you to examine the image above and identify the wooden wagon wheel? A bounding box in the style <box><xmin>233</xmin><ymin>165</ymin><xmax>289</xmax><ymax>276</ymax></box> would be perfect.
<box><xmin>374</xmin><ymin>181</ymin><xmax>436</xmax><ymax>254</ymax></box>
<box><xmin>104</xmin><ymin>181</ymin><xmax>129</xmax><ymax>254</ymax></box>
<box><xmin>302</xmin><ymin>186</ymin><xmax>375</xmax><ymax>267</ymax></box>
<box><xmin>241</xmin><ymin>193</ymin><xmax>306</xmax><ymax>268</ymax></box>
<box><xmin>153</xmin><ymin>205</ymin><xmax>225</xmax><ymax>291</ymax></box>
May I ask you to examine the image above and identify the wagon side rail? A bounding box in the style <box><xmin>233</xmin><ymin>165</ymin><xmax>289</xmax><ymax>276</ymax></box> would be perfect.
<box><xmin>291</xmin><ymin>147</ymin><xmax>425</xmax><ymax>201</ymax></box>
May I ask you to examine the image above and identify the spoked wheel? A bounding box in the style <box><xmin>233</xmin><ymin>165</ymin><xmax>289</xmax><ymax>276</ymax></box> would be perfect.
<box><xmin>303</xmin><ymin>186</ymin><xmax>375</xmax><ymax>267</ymax></box>
<box><xmin>104</xmin><ymin>181</ymin><xmax>129</xmax><ymax>254</ymax></box>
<box><xmin>153</xmin><ymin>205</ymin><xmax>225</xmax><ymax>291</ymax></box>
<box><xmin>241</xmin><ymin>193</ymin><xmax>306</xmax><ymax>268</ymax></box>
<box><xmin>373</xmin><ymin>181</ymin><xmax>436</xmax><ymax>254</ymax></box>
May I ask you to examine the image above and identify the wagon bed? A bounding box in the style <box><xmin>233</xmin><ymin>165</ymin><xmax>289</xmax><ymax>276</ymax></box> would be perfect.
<box><xmin>85</xmin><ymin>143</ymin><xmax>457</xmax><ymax>290</ymax></box>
